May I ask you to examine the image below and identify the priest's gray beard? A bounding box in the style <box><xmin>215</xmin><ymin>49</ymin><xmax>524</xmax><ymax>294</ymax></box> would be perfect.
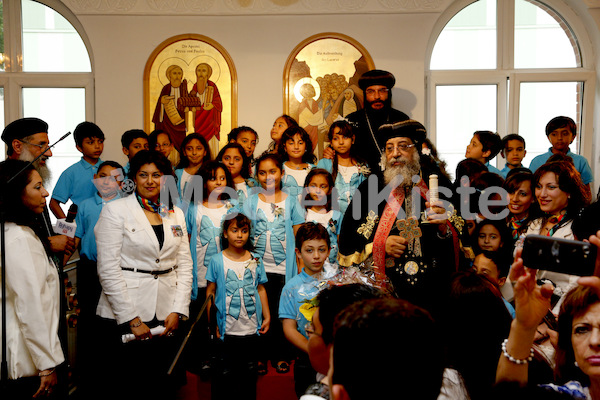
<box><xmin>382</xmin><ymin>150</ymin><xmax>421</xmax><ymax>187</ymax></box>
<box><xmin>19</xmin><ymin>146</ymin><xmax>52</xmax><ymax>184</ymax></box>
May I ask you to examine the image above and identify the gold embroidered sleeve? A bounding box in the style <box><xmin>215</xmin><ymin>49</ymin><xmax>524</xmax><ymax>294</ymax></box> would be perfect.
<box><xmin>356</xmin><ymin>211</ymin><xmax>379</xmax><ymax>239</ymax></box>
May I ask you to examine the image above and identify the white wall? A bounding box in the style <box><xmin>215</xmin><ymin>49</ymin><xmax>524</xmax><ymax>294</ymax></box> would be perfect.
<box><xmin>79</xmin><ymin>12</ymin><xmax>436</xmax><ymax>164</ymax></box>
<box><xmin>64</xmin><ymin>0</ymin><xmax>600</xmax><ymax>179</ymax></box>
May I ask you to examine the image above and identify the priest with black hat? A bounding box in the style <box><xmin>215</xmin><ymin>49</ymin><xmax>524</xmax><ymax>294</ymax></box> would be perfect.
<box><xmin>1</xmin><ymin>117</ymin><xmax>75</xmax><ymax>261</ymax></box>
<box><xmin>345</xmin><ymin>69</ymin><xmax>410</xmax><ymax>171</ymax></box>
<box><xmin>2</xmin><ymin>117</ymin><xmax>53</xmax><ymax>183</ymax></box>
<box><xmin>338</xmin><ymin>119</ymin><xmax>469</xmax><ymax>318</ymax></box>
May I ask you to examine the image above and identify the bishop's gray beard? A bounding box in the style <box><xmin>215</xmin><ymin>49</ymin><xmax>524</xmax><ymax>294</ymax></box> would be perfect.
<box><xmin>19</xmin><ymin>146</ymin><xmax>52</xmax><ymax>184</ymax></box>
<box><xmin>382</xmin><ymin>151</ymin><xmax>420</xmax><ymax>187</ymax></box>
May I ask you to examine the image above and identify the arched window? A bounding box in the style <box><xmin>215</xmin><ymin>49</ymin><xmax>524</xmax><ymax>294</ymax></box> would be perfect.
<box><xmin>427</xmin><ymin>0</ymin><xmax>595</xmax><ymax>179</ymax></box>
<box><xmin>0</xmin><ymin>0</ymin><xmax>94</xmax><ymax>188</ymax></box>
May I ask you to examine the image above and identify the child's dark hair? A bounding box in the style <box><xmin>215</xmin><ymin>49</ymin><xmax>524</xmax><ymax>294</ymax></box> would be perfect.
<box><xmin>74</xmin><ymin>121</ymin><xmax>105</xmax><ymax>148</ymax></box>
<box><xmin>471</xmin><ymin>171</ymin><xmax>505</xmax><ymax>191</ymax></box>
<box><xmin>255</xmin><ymin>152</ymin><xmax>284</xmax><ymax>189</ymax></box>
<box><xmin>267</xmin><ymin>114</ymin><xmax>299</xmax><ymax>152</ymax></box>
<box><xmin>217</xmin><ymin>142</ymin><xmax>250</xmax><ymax>179</ymax></box>
<box><xmin>479</xmin><ymin>250</ymin><xmax>511</xmax><ymax>279</ymax></box>
<box><xmin>121</xmin><ymin>129</ymin><xmax>148</xmax><ymax>149</ymax></box>
<box><xmin>327</xmin><ymin>120</ymin><xmax>354</xmax><ymax>142</ymax></box>
<box><xmin>547</xmin><ymin>152</ymin><xmax>574</xmax><ymax>165</ymax></box>
<box><xmin>472</xmin><ymin>218</ymin><xmax>514</xmax><ymax>255</ymax></box>
<box><xmin>177</xmin><ymin>132</ymin><xmax>211</xmax><ymax>169</ymax></box>
<box><xmin>316</xmin><ymin>283</ymin><xmax>384</xmax><ymax>345</ymax></box>
<box><xmin>197</xmin><ymin>160</ymin><xmax>235</xmax><ymax>202</ymax></box>
<box><xmin>276</xmin><ymin>115</ymin><xmax>299</xmax><ymax>131</ymax></box>
<box><xmin>327</xmin><ymin>120</ymin><xmax>365</xmax><ymax>182</ymax></box>
<box><xmin>501</xmin><ymin>134</ymin><xmax>526</xmax><ymax>157</ymax></box>
<box><xmin>96</xmin><ymin>160</ymin><xmax>124</xmax><ymax>180</ymax></box>
<box><xmin>572</xmin><ymin>199</ymin><xmax>600</xmax><ymax>242</ymax></box>
<box><xmin>454</xmin><ymin>158</ymin><xmax>487</xmax><ymax>188</ymax></box>
<box><xmin>148</xmin><ymin>129</ymin><xmax>172</xmax><ymax>149</ymax></box>
<box><xmin>221</xmin><ymin>213</ymin><xmax>254</xmax><ymax>251</ymax></box>
<box><xmin>295</xmin><ymin>222</ymin><xmax>330</xmax><ymax>250</ymax></box>
<box><xmin>546</xmin><ymin>116</ymin><xmax>577</xmax><ymax>137</ymax></box>
<box><xmin>227</xmin><ymin>126</ymin><xmax>258</xmax><ymax>143</ymax></box>
<box><xmin>302</xmin><ymin>168</ymin><xmax>334</xmax><ymax>211</ymax></box>
<box><xmin>277</xmin><ymin>126</ymin><xmax>316</xmax><ymax>164</ymax></box>
<box><xmin>473</xmin><ymin>131</ymin><xmax>502</xmax><ymax>161</ymax></box>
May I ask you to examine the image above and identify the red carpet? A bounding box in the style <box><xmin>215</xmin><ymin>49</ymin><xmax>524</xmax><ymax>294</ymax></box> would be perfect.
<box><xmin>176</xmin><ymin>362</ymin><xmax>297</xmax><ymax>400</ymax></box>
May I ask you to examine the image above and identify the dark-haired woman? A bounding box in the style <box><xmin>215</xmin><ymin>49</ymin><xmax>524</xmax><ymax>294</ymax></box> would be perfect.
<box><xmin>503</xmin><ymin>170</ymin><xmax>538</xmax><ymax>240</ymax></box>
<box><xmin>94</xmin><ymin>150</ymin><xmax>193</xmax><ymax>398</ymax></box>
<box><xmin>0</xmin><ymin>159</ymin><xmax>64</xmax><ymax>399</ymax></box>
<box><xmin>525</xmin><ymin>160</ymin><xmax>591</xmax><ymax>301</ymax></box>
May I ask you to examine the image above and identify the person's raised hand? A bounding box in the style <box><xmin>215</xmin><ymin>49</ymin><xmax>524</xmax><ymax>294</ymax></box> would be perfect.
<box><xmin>322</xmin><ymin>146</ymin><xmax>335</xmax><ymax>160</ymax></box>
<box><xmin>511</xmin><ymin>247</ymin><xmax>554</xmax><ymax>332</ymax></box>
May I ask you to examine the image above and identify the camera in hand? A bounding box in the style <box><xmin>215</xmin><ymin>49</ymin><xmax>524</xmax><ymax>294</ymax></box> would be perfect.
<box><xmin>521</xmin><ymin>234</ymin><xmax>597</xmax><ymax>276</ymax></box>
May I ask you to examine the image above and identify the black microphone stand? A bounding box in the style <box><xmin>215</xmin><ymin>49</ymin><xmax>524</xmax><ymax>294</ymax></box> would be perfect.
<box><xmin>1</xmin><ymin>131</ymin><xmax>72</xmax><ymax>388</ymax></box>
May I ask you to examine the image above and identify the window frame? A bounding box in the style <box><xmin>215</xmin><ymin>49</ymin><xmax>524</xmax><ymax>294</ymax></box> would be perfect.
<box><xmin>426</xmin><ymin>0</ymin><xmax>596</xmax><ymax>172</ymax></box>
<box><xmin>1</xmin><ymin>0</ymin><xmax>94</xmax><ymax>155</ymax></box>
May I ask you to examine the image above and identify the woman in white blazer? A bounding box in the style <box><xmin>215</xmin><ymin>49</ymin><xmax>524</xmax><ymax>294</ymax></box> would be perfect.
<box><xmin>0</xmin><ymin>160</ymin><xmax>64</xmax><ymax>399</ymax></box>
<box><xmin>94</xmin><ymin>150</ymin><xmax>193</xmax><ymax>398</ymax></box>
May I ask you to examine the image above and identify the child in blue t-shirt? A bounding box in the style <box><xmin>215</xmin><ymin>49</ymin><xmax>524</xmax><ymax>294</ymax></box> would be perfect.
<box><xmin>302</xmin><ymin>168</ymin><xmax>341</xmax><ymax>264</ymax></box>
<box><xmin>242</xmin><ymin>152</ymin><xmax>304</xmax><ymax>375</ymax></box>
<box><xmin>120</xmin><ymin>129</ymin><xmax>149</xmax><ymax>178</ymax></box>
<box><xmin>278</xmin><ymin>126</ymin><xmax>316</xmax><ymax>200</ymax></box>
<box><xmin>528</xmin><ymin>116</ymin><xmax>593</xmax><ymax>195</ymax></box>
<box><xmin>50</xmin><ymin>121</ymin><xmax>105</xmax><ymax>219</ymax></box>
<box><xmin>317</xmin><ymin>120</ymin><xmax>369</xmax><ymax>219</ymax></box>
<box><xmin>217</xmin><ymin>142</ymin><xmax>258</xmax><ymax>206</ymax></box>
<box><xmin>73</xmin><ymin>160</ymin><xmax>123</xmax><ymax>393</ymax></box>
<box><xmin>280</xmin><ymin>222</ymin><xmax>337</xmax><ymax>397</ymax></box>
<box><xmin>206</xmin><ymin>213</ymin><xmax>269</xmax><ymax>400</ymax></box>
<box><xmin>465</xmin><ymin>130</ymin><xmax>503</xmax><ymax>176</ymax></box>
<box><xmin>499</xmin><ymin>134</ymin><xmax>529</xmax><ymax>178</ymax></box>
<box><xmin>227</xmin><ymin>125</ymin><xmax>258</xmax><ymax>170</ymax></box>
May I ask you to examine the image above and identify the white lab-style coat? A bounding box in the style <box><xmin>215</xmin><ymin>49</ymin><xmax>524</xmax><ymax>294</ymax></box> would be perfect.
<box><xmin>1</xmin><ymin>223</ymin><xmax>64</xmax><ymax>379</ymax></box>
<box><xmin>95</xmin><ymin>194</ymin><xmax>193</xmax><ymax>325</ymax></box>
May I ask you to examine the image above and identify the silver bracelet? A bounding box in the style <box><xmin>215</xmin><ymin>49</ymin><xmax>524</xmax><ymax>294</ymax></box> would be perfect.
<box><xmin>501</xmin><ymin>338</ymin><xmax>534</xmax><ymax>365</ymax></box>
<box><xmin>129</xmin><ymin>317</ymin><xmax>142</xmax><ymax>328</ymax></box>
<box><xmin>38</xmin><ymin>368</ymin><xmax>56</xmax><ymax>377</ymax></box>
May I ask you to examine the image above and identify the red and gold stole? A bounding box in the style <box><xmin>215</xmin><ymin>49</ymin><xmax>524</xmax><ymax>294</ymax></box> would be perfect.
<box><xmin>372</xmin><ymin>179</ymin><xmax>429</xmax><ymax>277</ymax></box>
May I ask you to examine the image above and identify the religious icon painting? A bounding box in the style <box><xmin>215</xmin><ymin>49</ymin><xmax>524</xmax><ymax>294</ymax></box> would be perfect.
<box><xmin>283</xmin><ymin>33</ymin><xmax>375</xmax><ymax>159</ymax></box>
<box><xmin>144</xmin><ymin>34</ymin><xmax>237</xmax><ymax>159</ymax></box>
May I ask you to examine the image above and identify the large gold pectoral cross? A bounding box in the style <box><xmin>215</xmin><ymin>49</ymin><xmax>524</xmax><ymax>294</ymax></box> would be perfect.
<box><xmin>396</xmin><ymin>217</ymin><xmax>422</xmax><ymax>257</ymax></box>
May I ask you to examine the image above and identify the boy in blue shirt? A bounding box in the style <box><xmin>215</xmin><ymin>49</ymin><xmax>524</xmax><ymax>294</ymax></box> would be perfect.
<box><xmin>74</xmin><ymin>160</ymin><xmax>123</xmax><ymax>396</ymax></box>
<box><xmin>528</xmin><ymin>116</ymin><xmax>593</xmax><ymax>193</ymax></box>
<box><xmin>465</xmin><ymin>130</ymin><xmax>503</xmax><ymax>176</ymax></box>
<box><xmin>499</xmin><ymin>134</ymin><xmax>529</xmax><ymax>178</ymax></box>
<box><xmin>280</xmin><ymin>222</ymin><xmax>337</xmax><ymax>398</ymax></box>
<box><xmin>473</xmin><ymin>250</ymin><xmax>515</xmax><ymax>318</ymax></box>
<box><xmin>49</xmin><ymin>121</ymin><xmax>105</xmax><ymax>219</ymax></box>
<box><xmin>121</xmin><ymin>129</ymin><xmax>149</xmax><ymax>177</ymax></box>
